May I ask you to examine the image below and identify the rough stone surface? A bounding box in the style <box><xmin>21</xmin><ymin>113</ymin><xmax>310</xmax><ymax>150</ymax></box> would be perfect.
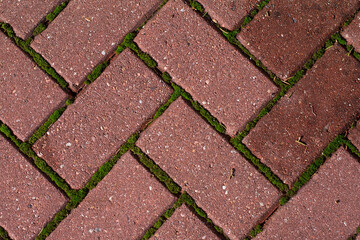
<box><xmin>137</xmin><ymin>98</ymin><xmax>281</xmax><ymax>239</ymax></box>
<box><xmin>33</xmin><ymin>49</ymin><xmax>172</xmax><ymax>189</ymax></box>
<box><xmin>342</xmin><ymin>12</ymin><xmax>360</xmax><ymax>53</ymax></box>
<box><xmin>0</xmin><ymin>135</ymin><xmax>67</xmax><ymax>240</ymax></box>
<box><xmin>0</xmin><ymin>32</ymin><xmax>69</xmax><ymax>141</ymax></box>
<box><xmin>196</xmin><ymin>0</ymin><xmax>261</xmax><ymax>30</ymax></box>
<box><xmin>31</xmin><ymin>0</ymin><xmax>163</xmax><ymax>92</ymax></box>
<box><xmin>243</xmin><ymin>44</ymin><xmax>360</xmax><ymax>186</ymax></box>
<box><xmin>135</xmin><ymin>0</ymin><xmax>278</xmax><ymax>137</ymax></box>
<box><xmin>150</xmin><ymin>205</ymin><xmax>220</xmax><ymax>240</ymax></box>
<box><xmin>237</xmin><ymin>0</ymin><xmax>360</xmax><ymax>79</ymax></box>
<box><xmin>0</xmin><ymin>0</ymin><xmax>63</xmax><ymax>39</ymax></box>
<box><xmin>348</xmin><ymin>123</ymin><xmax>360</xmax><ymax>150</ymax></box>
<box><xmin>47</xmin><ymin>152</ymin><xmax>176</xmax><ymax>240</ymax></box>
<box><xmin>255</xmin><ymin>148</ymin><xmax>360</xmax><ymax>240</ymax></box>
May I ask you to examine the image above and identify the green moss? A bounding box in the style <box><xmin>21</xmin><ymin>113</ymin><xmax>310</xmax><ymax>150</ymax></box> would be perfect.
<box><xmin>1</xmin><ymin>23</ymin><xmax>70</xmax><ymax>91</ymax></box>
<box><xmin>28</xmin><ymin>107</ymin><xmax>66</xmax><ymax>145</ymax></box>
<box><xmin>141</xmin><ymin>196</ymin><xmax>184</xmax><ymax>239</ymax></box>
<box><xmin>86</xmin><ymin>61</ymin><xmax>109</xmax><ymax>83</ymax></box>
<box><xmin>248</xmin><ymin>224</ymin><xmax>263</xmax><ymax>238</ymax></box>
<box><xmin>32</xmin><ymin>23</ymin><xmax>46</xmax><ymax>36</ymax></box>
<box><xmin>131</xmin><ymin>146</ymin><xmax>181</xmax><ymax>194</ymax></box>
<box><xmin>46</xmin><ymin>0</ymin><xmax>69</xmax><ymax>22</ymax></box>
<box><xmin>0</xmin><ymin>226</ymin><xmax>11</xmax><ymax>240</ymax></box>
<box><xmin>280</xmin><ymin>134</ymin><xmax>345</xmax><ymax>205</ymax></box>
<box><xmin>188</xmin><ymin>0</ymin><xmax>205</xmax><ymax>12</ymax></box>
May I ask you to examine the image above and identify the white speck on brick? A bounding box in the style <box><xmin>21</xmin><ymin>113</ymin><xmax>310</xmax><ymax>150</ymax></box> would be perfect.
<box><xmin>66</xmin><ymin>142</ymin><xmax>72</xmax><ymax>147</ymax></box>
<box><xmin>149</xmin><ymin>186</ymin><xmax>152</xmax><ymax>191</ymax></box>
<box><xmin>101</xmin><ymin>50</ymin><xmax>106</xmax><ymax>56</ymax></box>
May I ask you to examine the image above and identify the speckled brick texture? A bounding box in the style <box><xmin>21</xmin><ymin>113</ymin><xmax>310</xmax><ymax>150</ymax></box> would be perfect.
<box><xmin>196</xmin><ymin>0</ymin><xmax>261</xmax><ymax>30</ymax></box>
<box><xmin>31</xmin><ymin>0</ymin><xmax>163</xmax><ymax>91</ymax></box>
<box><xmin>0</xmin><ymin>135</ymin><xmax>67</xmax><ymax>240</ymax></box>
<box><xmin>47</xmin><ymin>152</ymin><xmax>176</xmax><ymax>240</ymax></box>
<box><xmin>137</xmin><ymin>98</ymin><xmax>281</xmax><ymax>239</ymax></box>
<box><xmin>0</xmin><ymin>32</ymin><xmax>69</xmax><ymax>141</ymax></box>
<box><xmin>342</xmin><ymin>12</ymin><xmax>360</xmax><ymax>53</ymax></box>
<box><xmin>33</xmin><ymin>49</ymin><xmax>172</xmax><ymax>189</ymax></box>
<box><xmin>255</xmin><ymin>148</ymin><xmax>360</xmax><ymax>240</ymax></box>
<box><xmin>0</xmin><ymin>0</ymin><xmax>63</xmax><ymax>39</ymax></box>
<box><xmin>135</xmin><ymin>0</ymin><xmax>278</xmax><ymax>137</ymax></box>
<box><xmin>349</xmin><ymin>124</ymin><xmax>360</xmax><ymax>150</ymax></box>
<box><xmin>243</xmin><ymin>44</ymin><xmax>360</xmax><ymax>186</ymax></box>
<box><xmin>150</xmin><ymin>205</ymin><xmax>220</xmax><ymax>240</ymax></box>
<box><xmin>237</xmin><ymin>0</ymin><xmax>360</xmax><ymax>79</ymax></box>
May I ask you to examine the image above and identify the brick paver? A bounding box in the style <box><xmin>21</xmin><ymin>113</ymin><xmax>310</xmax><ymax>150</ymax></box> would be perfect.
<box><xmin>255</xmin><ymin>147</ymin><xmax>360</xmax><ymax>240</ymax></box>
<box><xmin>0</xmin><ymin>0</ymin><xmax>63</xmax><ymax>39</ymax></box>
<box><xmin>0</xmin><ymin>135</ymin><xmax>67</xmax><ymax>240</ymax></box>
<box><xmin>135</xmin><ymin>0</ymin><xmax>278</xmax><ymax>137</ymax></box>
<box><xmin>31</xmin><ymin>0</ymin><xmax>163</xmax><ymax>91</ymax></box>
<box><xmin>0</xmin><ymin>32</ymin><xmax>69</xmax><ymax>141</ymax></box>
<box><xmin>342</xmin><ymin>12</ymin><xmax>360</xmax><ymax>53</ymax></box>
<box><xmin>137</xmin><ymin>98</ymin><xmax>281</xmax><ymax>239</ymax></box>
<box><xmin>237</xmin><ymin>0</ymin><xmax>360</xmax><ymax>79</ymax></box>
<box><xmin>349</xmin><ymin>123</ymin><xmax>360</xmax><ymax>150</ymax></box>
<box><xmin>196</xmin><ymin>0</ymin><xmax>261</xmax><ymax>30</ymax></box>
<box><xmin>243</xmin><ymin>44</ymin><xmax>360</xmax><ymax>186</ymax></box>
<box><xmin>150</xmin><ymin>204</ymin><xmax>220</xmax><ymax>240</ymax></box>
<box><xmin>47</xmin><ymin>152</ymin><xmax>176</xmax><ymax>240</ymax></box>
<box><xmin>33</xmin><ymin>49</ymin><xmax>172</xmax><ymax>189</ymax></box>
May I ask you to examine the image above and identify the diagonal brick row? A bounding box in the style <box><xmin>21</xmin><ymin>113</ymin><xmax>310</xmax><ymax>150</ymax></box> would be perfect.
<box><xmin>47</xmin><ymin>152</ymin><xmax>176</xmax><ymax>239</ymax></box>
<box><xmin>135</xmin><ymin>0</ymin><xmax>278</xmax><ymax>137</ymax></box>
<box><xmin>31</xmin><ymin>0</ymin><xmax>163</xmax><ymax>91</ymax></box>
<box><xmin>0</xmin><ymin>32</ymin><xmax>69</xmax><ymax>142</ymax></box>
<box><xmin>137</xmin><ymin>98</ymin><xmax>281</xmax><ymax>239</ymax></box>
<box><xmin>0</xmin><ymin>135</ymin><xmax>67</xmax><ymax>240</ymax></box>
<box><xmin>237</xmin><ymin>0</ymin><xmax>360</xmax><ymax>79</ymax></box>
<box><xmin>244</xmin><ymin>44</ymin><xmax>360</xmax><ymax>186</ymax></box>
<box><xmin>255</xmin><ymin>147</ymin><xmax>360</xmax><ymax>239</ymax></box>
<box><xmin>33</xmin><ymin>49</ymin><xmax>172</xmax><ymax>189</ymax></box>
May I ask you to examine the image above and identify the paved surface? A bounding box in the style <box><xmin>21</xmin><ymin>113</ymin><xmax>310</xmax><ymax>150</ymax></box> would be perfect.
<box><xmin>0</xmin><ymin>0</ymin><xmax>359</xmax><ymax>240</ymax></box>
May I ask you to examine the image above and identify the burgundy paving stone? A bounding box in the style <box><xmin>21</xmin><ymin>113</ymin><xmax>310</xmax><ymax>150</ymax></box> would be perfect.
<box><xmin>0</xmin><ymin>0</ymin><xmax>63</xmax><ymax>39</ymax></box>
<box><xmin>196</xmin><ymin>0</ymin><xmax>261</xmax><ymax>30</ymax></box>
<box><xmin>135</xmin><ymin>0</ymin><xmax>278</xmax><ymax>137</ymax></box>
<box><xmin>0</xmin><ymin>135</ymin><xmax>67</xmax><ymax>240</ymax></box>
<box><xmin>342</xmin><ymin>12</ymin><xmax>360</xmax><ymax>53</ymax></box>
<box><xmin>137</xmin><ymin>98</ymin><xmax>281</xmax><ymax>239</ymax></box>
<box><xmin>0</xmin><ymin>32</ymin><xmax>69</xmax><ymax>141</ymax></box>
<box><xmin>150</xmin><ymin>205</ymin><xmax>220</xmax><ymax>240</ymax></box>
<box><xmin>47</xmin><ymin>152</ymin><xmax>175</xmax><ymax>240</ymax></box>
<box><xmin>243</xmin><ymin>44</ymin><xmax>360</xmax><ymax>186</ymax></box>
<box><xmin>237</xmin><ymin>0</ymin><xmax>360</xmax><ymax>79</ymax></box>
<box><xmin>33</xmin><ymin>49</ymin><xmax>172</xmax><ymax>189</ymax></box>
<box><xmin>348</xmin><ymin>123</ymin><xmax>360</xmax><ymax>150</ymax></box>
<box><xmin>255</xmin><ymin>147</ymin><xmax>360</xmax><ymax>240</ymax></box>
<box><xmin>31</xmin><ymin>0</ymin><xmax>163</xmax><ymax>92</ymax></box>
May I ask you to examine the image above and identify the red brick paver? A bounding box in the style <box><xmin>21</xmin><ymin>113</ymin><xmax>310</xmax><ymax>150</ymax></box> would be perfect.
<box><xmin>33</xmin><ymin>49</ymin><xmax>172</xmax><ymax>189</ymax></box>
<box><xmin>196</xmin><ymin>0</ymin><xmax>261</xmax><ymax>30</ymax></box>
<box><xmin>255</xmin><ymin>147</ymin><xmax>360</xmax><ymax>240</ymax></box>
<box><xmin>0</xmin><ymin>0</ymin><xmax>63</xmax><ymax>39</ymax></box>
<box><xmin>243</xmin><ymin>44</ymin><xmax>360</xmax><ymax>186</ymax></box>
<box><xmin>237</xmin><ymin>0</ymin><xmax>360</xmax><ymax>79</ymax></box>
<box><xmin>150</xmin><ymin>205</ymin><xmax>220</xmax><ymax>240</ymax></box>
<box><xmin>0</xmin><ymin>135</ymin><xmax>67</xmax><ymax>240</ymax></box>
<box><xmin>31</xmin><ymin>0</ymin><xmax>163</xmax><ymax>91</ymax></box>
<box><xmin>47</xmin><ymin>152</ymin><xmax>175</xmax><ymax>239</ymax></box>
<box><xmin>342</xmin><ymin>12</ymin><xmax>360</xmax><ymax>53</ymax></box>
<box><xmin>349</xmin><ymin>123</ymin><xmax>360</xmax><ymax>151</ymax></box>
<box><xmin>0</xmin><ymin>32</ymin><xmax>69</xmax><ymax>141</ymax></box>
<box><xmin>135</xmin><ymin>0</ymin><xmax>278</xmax><ymax>137</ymax></box>
<box><xmin>137</xmin><ymin>98</ymin><xmax>281</xmax><ymax>239</ymax></box>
